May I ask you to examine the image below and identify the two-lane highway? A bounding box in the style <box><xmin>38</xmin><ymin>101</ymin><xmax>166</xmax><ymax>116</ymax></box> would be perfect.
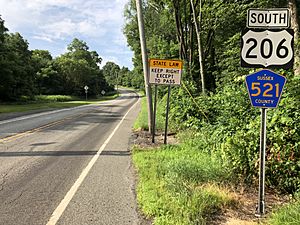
<box><xmin>0</xmin><ymin>89</ymin><xmax>141</xmax><ymax>225</ymax></box>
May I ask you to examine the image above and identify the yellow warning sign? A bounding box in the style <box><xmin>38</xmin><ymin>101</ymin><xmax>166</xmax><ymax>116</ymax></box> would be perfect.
<box><xmin>149</xmin><ymin>59</ymin><xmax>183</xmax><ymax>85</ymax></box>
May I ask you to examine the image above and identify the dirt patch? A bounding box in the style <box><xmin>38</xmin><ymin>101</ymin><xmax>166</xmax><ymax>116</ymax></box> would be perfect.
<box><xmin>131</xmin><ymin>130</ymin><xmax>178</xmax><ymax>148</ymax></box>
<box><xmin>212</xmin><ymin>186</ymin><xmax>290</xmax><ymax>225</ymax></box>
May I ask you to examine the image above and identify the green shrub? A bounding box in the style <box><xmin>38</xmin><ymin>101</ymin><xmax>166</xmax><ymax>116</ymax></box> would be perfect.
<box><xmin>34</xmin><ymin>95</ymin><xmax>77</xmax><ymax>102</ymax></box>
<box><xmin>167</xmin><ymin>74</ymin><xmax>300</xmax><ymax>194</ymax></box>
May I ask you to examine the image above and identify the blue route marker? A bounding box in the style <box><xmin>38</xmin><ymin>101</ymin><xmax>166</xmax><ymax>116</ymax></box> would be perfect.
<box><xmin>245</xmin><ymin>69</ymin><xmax>286</xmax><ymax>108</ymax></box>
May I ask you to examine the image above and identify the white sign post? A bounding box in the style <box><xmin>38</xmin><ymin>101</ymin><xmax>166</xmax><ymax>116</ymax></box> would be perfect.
<box><xmin>84</xmin><ymin>85</ymin><xmax>89</xmax><ymax>101</ymax></box>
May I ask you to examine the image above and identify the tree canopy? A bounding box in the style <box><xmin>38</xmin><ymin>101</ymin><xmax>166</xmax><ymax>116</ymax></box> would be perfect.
<box><xmin>123</xmin><ymin>0</ymin><xmax>300</xmax><ymax>194</ymax></box>
<box><xmin>0</xmin><ymin>16</ymin><xmax>130</xmax><ymax>101</ymax></box>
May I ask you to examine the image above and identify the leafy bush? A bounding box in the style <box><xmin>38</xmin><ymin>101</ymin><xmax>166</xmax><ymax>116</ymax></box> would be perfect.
<box><xmin>168</xmin><ymin>74</ymin><xmax>300</xmax><ymax>194</ymax></box>
<box><xmin>34</xmin><ymin>95</ymin><xmax>77</xmax><ymax>102</ymax></box>
<box><xmin>265</xmin><ymin>76</ymin><xmax>300</xmax><ymax>193</ymax></box>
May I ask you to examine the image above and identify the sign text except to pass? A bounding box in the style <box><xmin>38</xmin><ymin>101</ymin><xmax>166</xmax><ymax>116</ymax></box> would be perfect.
<box><xmin>149</xmin><ymin>59</ymin><xmax>183</xmax><ymax>85</ymax></box>
<box><xmin>247</xmin><ymin>9</ymin><xmax>290</xmax><ymax>29</ymax></box>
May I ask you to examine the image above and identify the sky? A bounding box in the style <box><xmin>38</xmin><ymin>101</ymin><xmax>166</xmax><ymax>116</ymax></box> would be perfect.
<box><xmin>0</xmin><ymin>0</ymin><xmax>134</xmax><ymax>69</ymax></box>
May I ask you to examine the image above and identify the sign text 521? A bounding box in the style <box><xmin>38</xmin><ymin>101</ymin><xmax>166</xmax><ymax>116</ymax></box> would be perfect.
<box><xmin>250</xmin><ymin>82</ymin><xmax>280</xmax><ymax>97</ymax></box>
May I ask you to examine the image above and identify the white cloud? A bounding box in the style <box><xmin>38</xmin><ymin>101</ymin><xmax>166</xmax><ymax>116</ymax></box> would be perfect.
<box><xmin>0</xmin><ymin>0</ymin><xmax>133</xmax><ymax>69</ymax></box>
<box><xmin>32</xmin><ymin>35</ymin><xmax>54</xmax><ymax>43</ymax></box>
<box><xmin>100</xmin><ymin>56</ymin><xmax>120</xmax><ymax>68</ymax></box>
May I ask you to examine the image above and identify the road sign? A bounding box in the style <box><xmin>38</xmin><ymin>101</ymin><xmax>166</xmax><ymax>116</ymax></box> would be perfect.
<box><xmin>84</xmin><ymin>85</ymin><xmax>89</xmax><ymax>90</ymax></box>
<box><xmin>101</xmin><ymin>90</ymin><xmax>105</xmax><ymax>95</ymax></box>
<box><xmin>245</xmin><ymin>69</ymin><xmax>286</xmax><ymax>108</ymax></box>
<box><xmin>243</xmin><ymin>8</ymin><xmax>291</xmax><ymax>217</ymax></box>
<box><xmin>247</xmin><ymin>8</ymin><xmax>290</xmax><ymax>29</ymax></box>
<box><xmin>241</xmin><ymin>29</ymin><xmax>294</xmax><ymax>69</ymax></box>
<box><xmin>149</xmin><ymin>59</ymin><xmax>183</xmax><ymax>85</ymax></box>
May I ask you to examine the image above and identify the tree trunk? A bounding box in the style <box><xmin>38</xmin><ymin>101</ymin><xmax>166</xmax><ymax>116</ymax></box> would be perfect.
<box><xmin>172</xmin><ymin>0</ymin><xmax>187</xmax><ymax>60</ymax></box>
<box><xmin>289</xmin><ymin>0</ymin><xmax>300</xmax><ymax>75</ymax></box>
<box><xmin>190</xmin><ymin>0</ymin><xmax>205</xmax><ymax>94</ymax></box>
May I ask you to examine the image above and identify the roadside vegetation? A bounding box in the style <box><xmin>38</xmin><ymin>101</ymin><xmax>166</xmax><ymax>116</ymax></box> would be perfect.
<box><xmin>133</xmin><ymin>96</ymin><xmax>300</xmax><ymax>224</ymax></box>
<box><xmin>133</xmin><ymin>143</ymin><xmax>236</xmax><ymax>225</ymax></box>
<box><xmin>127</xmin><ymin>0</ymin><xmax>300</xmax><ymax>224</ymax></box>
<box><xmin>0</xmin><ymin>93</ymin><xmax>118</xmax><ymax>114</ymax></box>
<box><xmin>268</xmin><ymin>194</ymin><xmax>300</xmax><ymax>225</ymax></box>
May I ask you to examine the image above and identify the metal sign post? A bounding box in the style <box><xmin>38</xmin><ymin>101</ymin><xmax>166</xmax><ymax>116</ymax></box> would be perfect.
<box><xmin>257</xmin><ymin>108</ymin><xmax>267</xmax><ymax>216</ymax></box>
<box><xmin>245</xmin><ymin>69</ymin><xmax>286</xmax><ymax>217</ymax></box>
<box><xmin>164</xmin><ymin>86</ymin><xmax>171</xmax><ymax>144</ymax></box>
<box><xmin>152</xmin><ymin>85</ymin><xmax>158</xmax><ymax>143</ymax></box>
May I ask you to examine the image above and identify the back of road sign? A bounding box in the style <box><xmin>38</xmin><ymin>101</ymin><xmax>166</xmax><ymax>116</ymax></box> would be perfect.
<box><xmin>245</xmin><ymin>69</ymin><xmax>286</xmax><ymax>108</ymax></box>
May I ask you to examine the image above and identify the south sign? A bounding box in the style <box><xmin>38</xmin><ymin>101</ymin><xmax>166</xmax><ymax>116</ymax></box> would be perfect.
<box><xmin>247</xmin><ymin>8</ymin><xmax>290</xmax><ymax>29</ymax></box>
<box><xmin>245</xmin><ymin>69</ymin><xmax>286</xmax><ymax>108</ymax></box>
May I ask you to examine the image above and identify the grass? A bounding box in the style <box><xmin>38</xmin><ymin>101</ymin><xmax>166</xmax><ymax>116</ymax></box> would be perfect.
<box><xmin>133</xmin><ymin>144</ymin><xmax>236</xmax><ymax>225</ymax></box>
<box><xmin>133</xmin><ymin>96</ymin><xmax>167</xmax><ymax>131</ymax></box>
<box><xmin>267</xmin><ymin>195</ymin><xmax>300</xmax><ymax>225</ymax></box>
<box><xmin>0</xmin><ymin>94</ymin><xmax>119</xmax><ymax>114</ymax></box>
<box><xmin>132</xmin><ymin>93</ymin><xmax>238</xmax><ymax>224</ymax></box>
<box><xmin>132</xmin><ymin>92</ymin><xmax>300</xmax><ymax>225</ymax></box>
<box><xmin>133</xmin><ymin>97</ymin><xmax>149</xmax><ymax>130</ymax></box>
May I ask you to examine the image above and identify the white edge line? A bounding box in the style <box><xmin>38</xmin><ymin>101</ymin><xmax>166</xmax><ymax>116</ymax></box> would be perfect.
<box><xmin>0</xmin><ymin>99</ymin><xmax>120</xmax><ymax>125</ymax></box>
<box><xmin>45</xmin><ymin>96</ymin><xmax>140</xmax><ymax>225</ymax></box>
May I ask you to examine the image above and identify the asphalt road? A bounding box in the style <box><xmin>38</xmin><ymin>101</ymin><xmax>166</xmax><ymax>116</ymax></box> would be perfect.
<box><xmin>0</xmin><ymin>89</ymin><xmax>142</xmax><ymax>225</ymax></box>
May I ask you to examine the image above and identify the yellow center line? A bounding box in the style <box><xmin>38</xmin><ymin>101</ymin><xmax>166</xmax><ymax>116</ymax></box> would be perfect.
<box><xmin>0</xmin><ymin>113</ymin><xmax>85</xmax><ymax>144</ymax></box>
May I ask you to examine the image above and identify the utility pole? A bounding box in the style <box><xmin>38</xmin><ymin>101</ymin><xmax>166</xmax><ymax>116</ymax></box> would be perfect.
<box><xmin>135</xmin><ymin>0</ymin><xmax>153</xmax><ymax>133</ymax></box>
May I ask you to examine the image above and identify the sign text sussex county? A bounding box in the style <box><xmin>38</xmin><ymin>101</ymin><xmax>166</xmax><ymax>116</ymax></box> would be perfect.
<box><xmin>245</xmin><ymin>69</ymin><xmax>286</xmax><ymax>108</ymax></box>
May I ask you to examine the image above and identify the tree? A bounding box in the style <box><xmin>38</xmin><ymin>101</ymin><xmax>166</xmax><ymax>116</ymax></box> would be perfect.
<box><xmin>0</xmin><ymin>32</ymin><xmax>34</xmax><ymax>100</ymax></box>
<box><xmin>36</xmin><ymin>63</ymin><xmax>62</xmax><ymax>94</ymax></box>
<box><xmin>54</xmin><ymin>38</ymin><xmax>108</xmax><ymax>96</ymax></box>
<box><xmin>289</xmin><ymin>0</ymin><xmax>300</xmax><ymax>75</ymax></box>
<box><xmin>31</xmin><ymin>50</ymin><xmax>53</xmax><ymax>94</ymax></box>
<box><xmin>0</xmin><ymin>16</ymin><xmax>7</xmax><ymax>45</ymax></box>
<box><xmin>190</xmin><ymin>0</ymin><xmax>205</xmax><ymax>94</ymax></box>
<box><xmin>0</xmin><ymin>16</ymin><xmax>8</xmax><ymax>100</ymax></box>
<box><xmin>31</xmin><ymin>50</ymin><xmax>52</xmax><ymax>69</ymax></box>
<box><xmin>102</xmin><ymin>61</ymin><xmax>120</xmax><ymax>88</ymax></box>
<box><xmin>118</xmin><ymin>66</ymin><xmax>132</xmax><ymax>87</ymax></box>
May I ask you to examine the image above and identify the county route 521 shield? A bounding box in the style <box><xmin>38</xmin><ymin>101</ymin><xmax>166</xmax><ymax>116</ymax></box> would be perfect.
<box><xmin>245</xmin><ymin>69</ymin><xmax>286</xmax><ymax>108</ymax></box>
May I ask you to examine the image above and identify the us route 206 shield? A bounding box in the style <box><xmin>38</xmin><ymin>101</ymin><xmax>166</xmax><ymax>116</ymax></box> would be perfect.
<box><xmin>245</xmin><ymin>69</ymin><xmax>286</xmax><ymax>108</ymax></box>
<box><xmin>241</xmin><ymin>29</ymin><xmax>294</xmax><ymax>69</ymax></box>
